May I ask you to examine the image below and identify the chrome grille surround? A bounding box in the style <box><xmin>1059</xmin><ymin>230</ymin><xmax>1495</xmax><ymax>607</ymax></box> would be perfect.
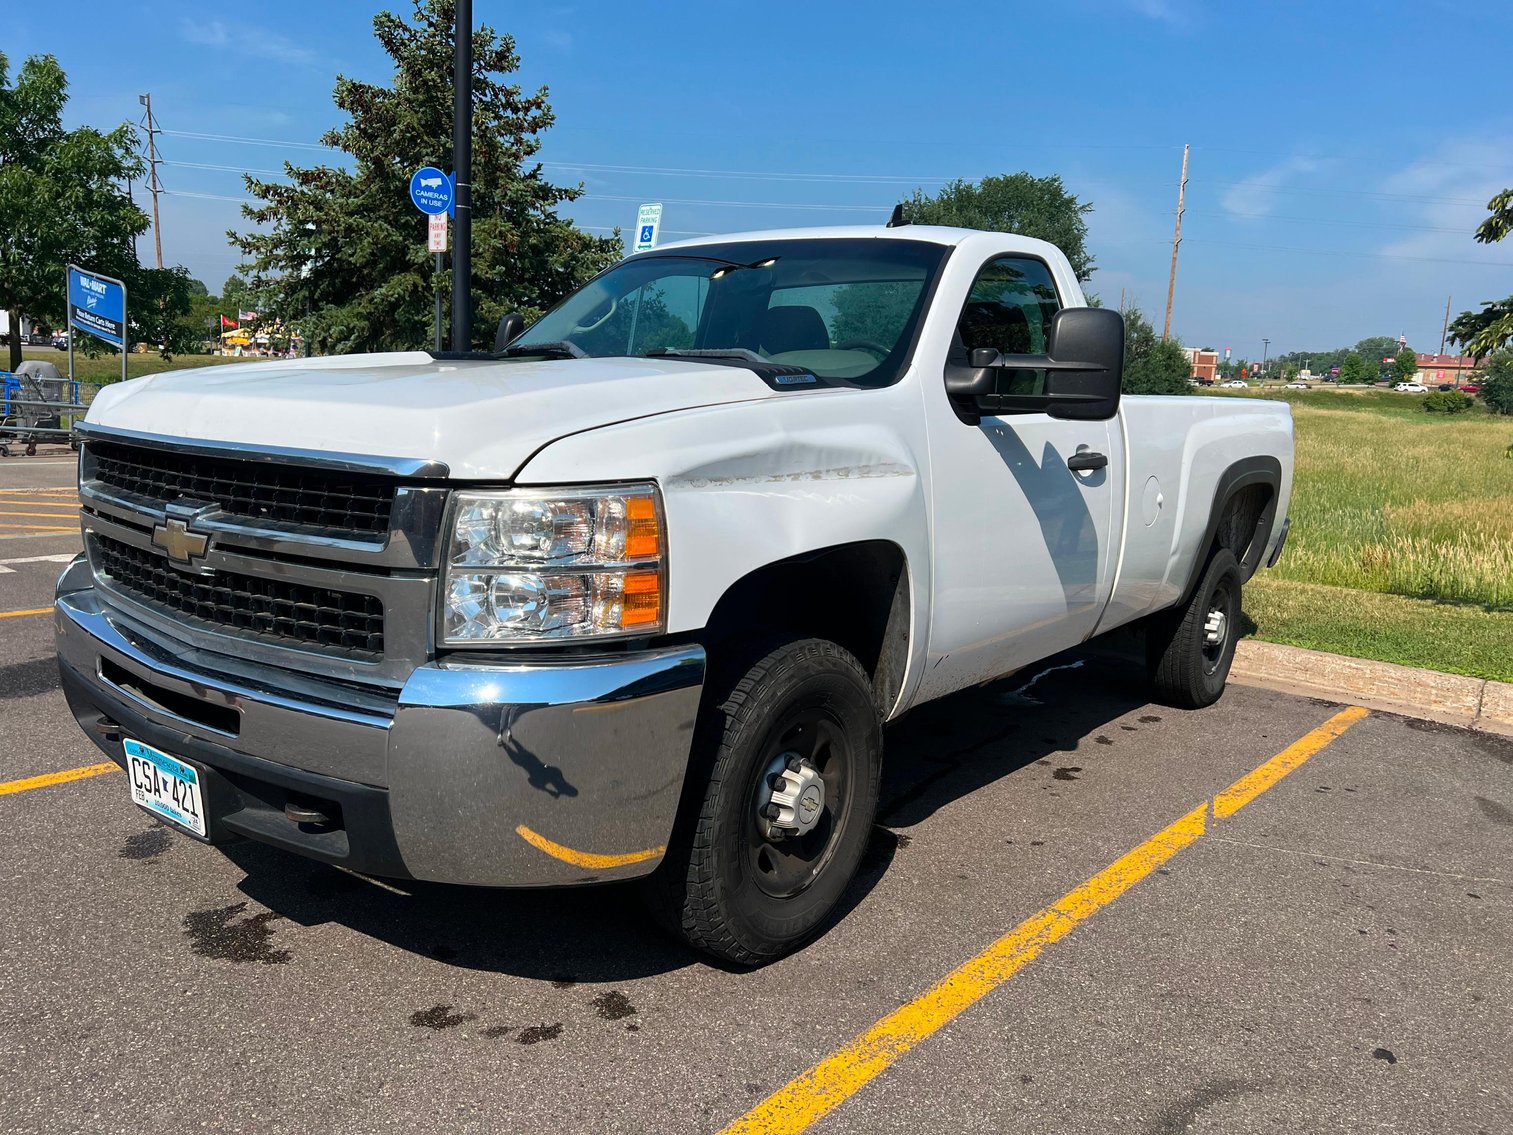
<box><xmin>76</xmin><ymin>424</ymin><xmax>451</xmax><ymax>687</ymax></box>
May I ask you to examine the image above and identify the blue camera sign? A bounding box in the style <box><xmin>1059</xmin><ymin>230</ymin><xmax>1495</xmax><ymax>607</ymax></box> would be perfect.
<box><xmin>409</xmin><ymin>167</ymin><xmax>454</xmax><ymax>216</ymax></box>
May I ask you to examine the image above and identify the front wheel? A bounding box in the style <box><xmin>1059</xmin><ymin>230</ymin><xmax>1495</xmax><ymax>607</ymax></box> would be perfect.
<box><xmin>1146</xmin><ymin>547</ymin><xmax>1242</xmax><ymax>709</ymax></box>
<box><xmin>649</xmin><ymin>638</ymin><xmax>881</xmax><ymax>965</ymax></box>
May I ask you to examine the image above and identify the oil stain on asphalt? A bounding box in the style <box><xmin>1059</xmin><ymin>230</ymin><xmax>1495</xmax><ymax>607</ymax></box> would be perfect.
<box><xmin>118</xmin><ymin>826</ymin><xmax>171</xmax><ymax>860</ymax></box>
<box><xmin>1053</xmin><ymin>767</ymin><xmax>1083</xmax><ymax>781</ymax></box>
<box><xmin>183</xmin><ymin>902</ymin><xmax>291</xmax><ymax>965</ymax></box>
<box><xmin>517</xmin><ymin>1023</ymin><xmax>563</xmax><ymax>1045</ymax></box>
<box><xmin>410</xmin><ymin>1005</ymin><xmax>477</xmax><ymax>1030</ymax></box>
<box><xmin>591</xmin><ymin>991</ymin><xmax>637</xmax><ymax>1021</ymax></box>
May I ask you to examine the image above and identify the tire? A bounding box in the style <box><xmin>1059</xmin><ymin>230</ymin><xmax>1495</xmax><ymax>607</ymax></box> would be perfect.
<box><xmin>1146</xmin><ymin>547</ymin><xmax>1242</xmax><ymax>710</ymax></box>
<box><xmin>648</xmin><ymin>638</ymin><xmax>882</xmax><ymax>966</ymax></box>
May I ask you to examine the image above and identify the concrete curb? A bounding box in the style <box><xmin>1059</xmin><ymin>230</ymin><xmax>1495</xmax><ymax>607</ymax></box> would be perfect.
<box><xmin>1232</xmin><ymin>640</ymin><xmax>1513</xmax><ymax>737</ymax></box>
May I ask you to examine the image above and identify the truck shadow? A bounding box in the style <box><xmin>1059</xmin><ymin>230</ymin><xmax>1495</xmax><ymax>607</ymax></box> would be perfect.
<box><xmin>223</xmin><ymin>647</ymin><xmax>1153</xmax><ymax>982</ymax></box>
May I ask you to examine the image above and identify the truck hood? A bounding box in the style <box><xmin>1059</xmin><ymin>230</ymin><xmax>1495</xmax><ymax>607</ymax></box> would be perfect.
<box><xmin>85</xmin><ymin>352</ymin><xmax>776</xmax><ymax>479</ymax></box>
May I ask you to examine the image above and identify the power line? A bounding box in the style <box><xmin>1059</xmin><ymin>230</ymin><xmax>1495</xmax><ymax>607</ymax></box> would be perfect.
<box><xmin>581</xmin><ymin>193</ymin><xmax>881</xmax><ymax>212</ymax></box>
<box><xmin>165</xmin><ymin>159</ymin><xmax>290</xmax><ymax>177</ymax></box>
<box><xmin>157</xmin><ymin>127</ymin><xmax>1507</xmax><ymax>209</ymax></box>
<box><xmin>1191</xmin><ymin>178</ymin><xmax>1491</xmax><ymax>207</ymax></box>
<box><xmin>161</xmin><ymin>128</ymin><xmax>334</xmax><ymax>152</ymax></box>
<box><xmin>1187</xmin><ymin>209</ymin><xmax>1476</xmax><ymax>235</ymax></box>
<box><xmin>1183</xmin><ymin>237</ymin><xmax>1513</xmax><ymax>268</ymax></box>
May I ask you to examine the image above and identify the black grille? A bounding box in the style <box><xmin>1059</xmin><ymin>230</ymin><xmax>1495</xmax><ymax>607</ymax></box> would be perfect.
<box><xmin>88</xmin><ymin>441</ymin><xmax>395</xmax><ymax>539</ymax></box>
<box><xmin>94</xmin><ymin>534</ymin><xmax>384</xmax><ymax>656</ymax></box>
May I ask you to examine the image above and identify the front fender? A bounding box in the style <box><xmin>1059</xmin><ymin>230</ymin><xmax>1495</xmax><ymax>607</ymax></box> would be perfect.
<box><xmin>513</xmin><ymin>388</ymin><xmax>934</xmax><ymax>715</ymax></box>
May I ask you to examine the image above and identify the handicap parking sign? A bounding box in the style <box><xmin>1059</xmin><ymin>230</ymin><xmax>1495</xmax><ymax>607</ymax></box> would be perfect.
<box><xmin>633</xmin><ymin>203</ymin><xmax>663</xmax><ymax>252</ymax></box>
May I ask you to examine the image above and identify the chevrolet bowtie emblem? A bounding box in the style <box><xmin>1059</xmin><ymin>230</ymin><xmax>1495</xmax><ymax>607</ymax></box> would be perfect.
<box><xmin>151</xmin><ymin>518</ymin><xmax>210</xmax><ymax>564</ymax></box>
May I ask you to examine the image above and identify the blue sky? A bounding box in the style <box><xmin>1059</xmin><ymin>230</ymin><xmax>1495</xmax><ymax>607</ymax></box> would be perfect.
<box><xmin>10</xmin><ymin>0</ymin><xmax>1513</xmax><ymax>359</ymax></box>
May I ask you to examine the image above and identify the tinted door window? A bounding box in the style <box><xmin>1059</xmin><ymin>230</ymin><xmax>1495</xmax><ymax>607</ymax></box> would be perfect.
<box><xmin>955</xmin><ymin>257</ymin><xmax>1061</xmax><ymax>396</ymax></box>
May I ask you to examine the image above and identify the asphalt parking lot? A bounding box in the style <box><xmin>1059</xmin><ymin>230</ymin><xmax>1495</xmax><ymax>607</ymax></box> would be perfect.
<box><xmin>2</xmin><ymin>456</ymin><xmax>1510</xmax><ymax>1135</ymax></box>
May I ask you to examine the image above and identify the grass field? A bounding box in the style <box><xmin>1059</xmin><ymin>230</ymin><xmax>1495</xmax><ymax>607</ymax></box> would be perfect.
<box><xmin>17</xmin><ymin>347</ymin><xmax>262</xmax><ymax>384</ymax></box>
<box><xmin>1217</xmin><ymin>386</ymin><xmax>1513</xmax><ymax>681</ymax></box>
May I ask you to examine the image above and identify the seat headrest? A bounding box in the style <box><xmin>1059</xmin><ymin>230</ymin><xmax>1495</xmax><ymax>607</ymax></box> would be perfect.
<box><xmin>761</xmin><ymin>305</ymin><xmax>829</xmax><ymax>354</ymax></box>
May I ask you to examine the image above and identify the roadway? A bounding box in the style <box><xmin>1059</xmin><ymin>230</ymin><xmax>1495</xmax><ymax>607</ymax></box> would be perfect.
<box><xmin>1</xmin><ymin>456</ymin><xmax>1509</xmax><ymax>1134</ymax></box>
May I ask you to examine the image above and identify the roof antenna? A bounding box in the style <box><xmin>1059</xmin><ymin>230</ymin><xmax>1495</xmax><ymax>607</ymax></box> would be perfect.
<box><xmin>886</xmin><ymin>203</ymin><xmax>908</xmax><ymax>228</ymax></box>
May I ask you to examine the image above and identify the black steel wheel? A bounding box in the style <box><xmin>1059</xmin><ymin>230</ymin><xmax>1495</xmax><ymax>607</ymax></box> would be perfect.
<box><xmin>1147</xmin><ymin>546</ymin><xmax>1242</xmax><ymax>709</ymax></box>
<box><xmin>648</xmin><ymin>638</ymin><xmax>881</xmax><ymax>965</ymax></box>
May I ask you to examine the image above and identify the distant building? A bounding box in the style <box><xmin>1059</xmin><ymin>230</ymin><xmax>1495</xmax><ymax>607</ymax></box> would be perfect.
<box><xmin>1184</xmin><ymin>347</ymin><xmax>1219</xmax><ymax>382</ymax></box>
<box><xmin>1414</xmin><ymin>353</ymin><xmax>1480</xmax><ymax>384</ymax></box>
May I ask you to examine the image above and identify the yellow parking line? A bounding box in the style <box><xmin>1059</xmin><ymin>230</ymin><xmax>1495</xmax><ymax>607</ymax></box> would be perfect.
<box><xmin>515</xmin><ymin>823</ymin><xmax>665</xmax><ymax>869</ymax></box>
<box><xmin>0</xmin><ymin>488</ymin><xmax>75</xmax><ymax>494</ymax></box>
<box><xmin>0</xmin><ymin>525</ymin><xmax>75</xmax><ymax>532</ymax></box>
<box><xmin>0</xmin><ymin>511</ymin><xmax>78</xmax><ymax>518</ymax></box>
<box><xmin>0</xmin><ymin>607</ymin><xmax>52</xmax><ymax>619</ymax></box>
<box><xmin>0</xmin><ymin>762</ymin><xmax>118</xmax><ymax>797</ymax></box>
<box><xmin>719</xmin><ymin>705</ymin><xmax>1371</xmax><ymax>1135</ymax></box>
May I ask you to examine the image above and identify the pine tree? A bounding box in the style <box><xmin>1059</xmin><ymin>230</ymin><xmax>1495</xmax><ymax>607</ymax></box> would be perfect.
<box><xmin>231</xmin><ymin>0</ymin><xmax>620</xmax><ymax>354</ymax></box>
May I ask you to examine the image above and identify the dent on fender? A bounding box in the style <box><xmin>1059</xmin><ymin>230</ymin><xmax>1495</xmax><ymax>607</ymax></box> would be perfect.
<box><xmin>667</xmin><ymin>445</ymin><xmax>917</xmax><ymax>490</ymax></box>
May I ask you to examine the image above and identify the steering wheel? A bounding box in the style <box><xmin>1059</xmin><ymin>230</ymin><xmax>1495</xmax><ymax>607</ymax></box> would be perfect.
<box><xmin>835</xmin><ymin>339</ymin><xmax>890</xmax><ymax>359</ymax></box>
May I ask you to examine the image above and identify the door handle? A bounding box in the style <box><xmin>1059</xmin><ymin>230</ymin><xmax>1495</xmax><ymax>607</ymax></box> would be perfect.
<box><xmin>1067</xmin><ymin>451</ymin><xmax>1108</xmax><ymax>472</ymax></box>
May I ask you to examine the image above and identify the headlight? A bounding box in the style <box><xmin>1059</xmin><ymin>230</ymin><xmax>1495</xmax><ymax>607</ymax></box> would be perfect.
<box><xmin>440</xmin><ymin>483</ymin><xmax>665</xmax><ymax>644</ymax></box>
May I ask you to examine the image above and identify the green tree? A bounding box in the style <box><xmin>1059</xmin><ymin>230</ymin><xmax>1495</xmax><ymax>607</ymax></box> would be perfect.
<box><xmin>1337</xmin><ymin>352</ymin><xmax>1370</xmax><ymax>384</ymax></box>
<box><xmin>130</xmin><ymin>266</ymin><xmax>199</xmax><ymax>358</ymax></box>
<box><xmin>1449</xmin><ymin>189</ymin><xmax>1513</xmax><ymax>357</ymax></box>
<box><xmin>1392</xmin><ymin>347</ymin><xmax>1420</xmax><ymax>384</ymax></box>
<box><xmin>0</xmin><ymin>52</ymin><xmax>148</xmax><ymax>370</ymax></box>
<box><xmin>1477</xmin><ymin>351</ymin><xmax>1513</xmax><ymax>415</ymax></box>
<box><xmin>898</xmin><ymin>173</ymin><xmax>1095</xmax><ymax>281</ymax></box>
<box><xmin>1121</xmin><ymin>307</ymin><xmax>1191</xmax><ymax>395</ymax></box>
<box><xmin>232</xmin><ymin>0</ymin><xmax>619</xmax><ymax>355</ymax></box>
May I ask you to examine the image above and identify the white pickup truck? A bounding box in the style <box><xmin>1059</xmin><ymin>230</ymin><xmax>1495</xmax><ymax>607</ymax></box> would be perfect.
<box><xmin>57</xmin><ymin>225</ymin><xmax>1293</xmax><ymax>964</ymax></box>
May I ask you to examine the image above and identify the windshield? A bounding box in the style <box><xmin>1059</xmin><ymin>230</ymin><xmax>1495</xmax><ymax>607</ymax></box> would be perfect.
<box><xmin>508</xmin><ymin>238</ymin><xmax>949</xmax><ymax>385</ymax></box>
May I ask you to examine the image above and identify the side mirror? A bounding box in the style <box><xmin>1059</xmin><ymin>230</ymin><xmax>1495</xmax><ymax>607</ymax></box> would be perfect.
<box><xmin>946</xmin><ymin>308</ymin><xmax>1124</xmax><ymax>422</ymax></box>
<box><xmin>494</xmin><ymin>311</ymin><xmax>525</xmax><ymax>354</ymax></box>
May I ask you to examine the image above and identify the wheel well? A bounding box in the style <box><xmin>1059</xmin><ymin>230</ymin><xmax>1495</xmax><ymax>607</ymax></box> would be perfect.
<box><xmin>698</xmin><ymin>541</ymin><xmax>911</xmax><ymax>713</ymax></box>
<box><xmin>1214</xmin><ymin>482</ymin><xmax>1274</xmax><ymax>576</ymax></box>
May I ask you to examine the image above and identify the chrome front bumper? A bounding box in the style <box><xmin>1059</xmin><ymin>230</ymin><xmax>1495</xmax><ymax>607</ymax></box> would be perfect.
<box><xmin>55</xmin><ymin>568</ymin><xmax>705</xmax><ymax>887</ymax></box>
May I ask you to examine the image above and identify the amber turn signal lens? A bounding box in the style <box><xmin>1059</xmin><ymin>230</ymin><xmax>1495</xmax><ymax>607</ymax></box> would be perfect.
<box><xmin>625</xmin><ymin>496</ymin><xmax>661</xmax><ymax>559</ymax></box>
<box><xmin>620</xmin><ymin>571</ymin><xmax>662</xmax><ymax>628</ymax></box>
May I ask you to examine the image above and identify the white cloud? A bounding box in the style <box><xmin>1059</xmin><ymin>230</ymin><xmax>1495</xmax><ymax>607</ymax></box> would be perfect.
<box><xmin>1124</xmin><ymin>0</ymin><xmax>1189</xmax><ymax>24</ymax></box>
<box><xmin>1374</xmin><ymin>135</ymin><xmax>1513</xmax><ymax>268</ymax></box>
<box><xmin>1221</xmin><ymin>155</ymin><xmax>1323</xmax><ymax>218</ymax></box>
<box><xmin>179</xmin><ymin>19</ymin><xmax>322</xmax><ymax>67</ymax></box>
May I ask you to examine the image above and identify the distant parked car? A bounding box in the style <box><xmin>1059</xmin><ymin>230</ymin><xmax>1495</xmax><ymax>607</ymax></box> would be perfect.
<box><xmin>1436</xmin><ymin>383</ymin><xmax>1455</xmax><ymax>391</ymax></box>
<box><xmin>1220</xmin><ymin>379</ymin><xmax>1249</xmax><ymax>388</ymax></box>
<box><xmin>1284</xmin><ymin>381</ymin><xmax>1309</xmax><ymax>389</ymax></box>
<box><xmin>1393</xmin><ymin>382</ymin><xmax>1428</xmax><ymax>393</ymax></box>
<box><xmin>1459</xmin><ymin>383</ymin><xmax>1481</xmax><ymax>394</ymax></box>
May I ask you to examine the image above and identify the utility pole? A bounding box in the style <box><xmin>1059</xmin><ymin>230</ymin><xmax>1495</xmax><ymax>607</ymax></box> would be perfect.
<box><xmin>1439</xmin><ymin>294</ymin><xmax>1452</xmax><ymax>356</ymax></box>
<box><xmin>450</xmin><ymin>0</ymin><xmax>473</xmax><ymax>353</ymax></box>
<box><xmin>1162</xmin><ymin>143</ymin><xmax>1189</xmax><ymax>340</ymax></box>
<box><xmin>138</xmin><ymin>93</ymin><xmax>163</xmax><ymax>269</ymax></box>
<box><xmin>1261</xmin><ymin>337</ymin><xmax>1270</xmax><ymax>381</ymax></box>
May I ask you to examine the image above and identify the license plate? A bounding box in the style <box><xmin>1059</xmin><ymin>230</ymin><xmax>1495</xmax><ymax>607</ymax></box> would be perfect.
<box><xmin>124</xmin><ymin>739</ymin><xmax>207</xmax><ymax>837</ymax></box>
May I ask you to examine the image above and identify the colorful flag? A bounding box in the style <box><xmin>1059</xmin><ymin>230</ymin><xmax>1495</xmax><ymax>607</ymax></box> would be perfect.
<box><xmin>220</xmin><ymin>315</ymin><xmax>239</xmax><ymax>330</ymax></box>
<box><xmin>238</xmin><ymin>310</ymin><xmax>259</xmax><ymax>321</ymax></box>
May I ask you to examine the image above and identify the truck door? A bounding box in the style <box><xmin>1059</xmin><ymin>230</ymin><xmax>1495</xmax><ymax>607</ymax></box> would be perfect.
<box><xmin>916</xmin><ymin>253</ymin><xmax>1126</xmax><ymax>702</ymax></box>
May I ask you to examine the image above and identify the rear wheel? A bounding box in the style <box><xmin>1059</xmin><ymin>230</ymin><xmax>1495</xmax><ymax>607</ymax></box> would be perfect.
<box><xmin>649</xmin><ymin>638</ymin><xmax>881</xmax><ymax>965</ymax></box>
<box><xmin>1146</xmin><ymin>547</ymin><xmax>1242</xmax><ymax>709</ymax></box>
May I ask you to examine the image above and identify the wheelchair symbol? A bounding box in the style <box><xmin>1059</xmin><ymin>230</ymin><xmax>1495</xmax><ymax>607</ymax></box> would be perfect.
<box><xmin>639</xmin><ymin>225</ymin><xmax>655</xmax><ymax>243</ymax></box>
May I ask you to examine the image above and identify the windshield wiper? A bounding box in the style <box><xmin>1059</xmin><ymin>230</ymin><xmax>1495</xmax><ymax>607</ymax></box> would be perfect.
<box><xmin>645</xmin><ymin>347</ymin><xmax>767</xmax><ymax>364</ymax></box>
<box><xmin>501</xmin><ymin>340</ymin><xmax>587</xmax><ymax>360</ymax></box>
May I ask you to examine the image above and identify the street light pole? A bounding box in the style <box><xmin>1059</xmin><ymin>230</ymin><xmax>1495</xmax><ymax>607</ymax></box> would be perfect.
<box><xmin>1261</xmin><ymin>338</ymin><xmax>1270</xmax><ymax>381</ymax></box>
<box><xmin>449</xmin><ymin>0</ymin><xmax>473</xmax><ymax>353</ymax></box>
